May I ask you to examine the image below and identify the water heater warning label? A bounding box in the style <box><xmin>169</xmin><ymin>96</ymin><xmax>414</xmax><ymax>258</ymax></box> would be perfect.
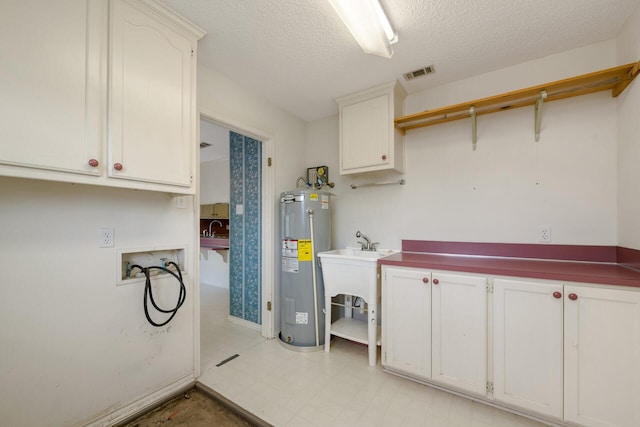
<box><xmin>282</xmin><ymin>258</ymin><xmax>298</xmax><ymax>273</ymax></box>
<box><xmin>282</xmin><ymin>239</ymin><xmax>300</xmax><ymax>272</ymax></box>
<box><xmin>296</xmin><ymin>312</ymin><xmax>308</xmax><ymax>324</ymax></box>
<box><xmin>282</xmin><ymin>239</ymin><xmax>298</xmax><ymax>257</ymax></box>
<box><xmin>282</xmin><ymin>239</ymin><xmax>312</xmax><ymax>266</ymax></box>
<box><xmin>297</xmin><ymin>240</ymin><xmax>312</xmax><ymax>261</ymax></box>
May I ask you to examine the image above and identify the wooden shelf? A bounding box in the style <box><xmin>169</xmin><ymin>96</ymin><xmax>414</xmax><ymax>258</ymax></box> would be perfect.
<box><xmin>395</xmin><ymin>61</ymin><xmax>640</xmax><ymax>135</ymax></box>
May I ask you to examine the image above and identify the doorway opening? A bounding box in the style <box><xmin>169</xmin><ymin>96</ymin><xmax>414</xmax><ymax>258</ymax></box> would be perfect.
<box><xmin>197</xmin><ymin>115</ymin><xmax>274</xmax><ymax>373</ymax></box>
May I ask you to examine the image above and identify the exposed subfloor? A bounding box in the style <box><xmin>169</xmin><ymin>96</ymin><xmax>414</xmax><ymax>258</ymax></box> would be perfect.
<box><xmin>121</xmin><ymin>387</ymin><xmax>256</xmax><ymax>427</ymax></box>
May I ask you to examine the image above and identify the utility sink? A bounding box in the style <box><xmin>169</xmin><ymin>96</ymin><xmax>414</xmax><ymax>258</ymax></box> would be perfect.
<box><xmin>318</xmin><ymin>247</ymin><xmax>398</xmax><ymax>366</ymax></box>
<box><xmin>318</xmin><ymin>247</ymin><xmax>397</xmax><ymax>261</ymax></box>
<box><xmin>318</xmin><ymin>247</ymin><xmax>398</xmax><ymax>307</ymax></box>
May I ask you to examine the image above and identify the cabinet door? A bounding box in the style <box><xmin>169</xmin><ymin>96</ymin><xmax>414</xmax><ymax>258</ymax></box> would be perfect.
<box><xmin>493</xmin><ymin>279</ymin><xmax>563</xmax><ymax>418</ymax></box>
<box><xmin>212</xmin><ymin>203</ymin><xmax>230</xmax><ymax>219</ymax></box>
<box><xmin>382</xmin><ymin>266</ymin><xmax>431</xmax><ymax>379</ymax></box>
<box><xmin>0</xmin><ymin>0</ymin><xmax>103</xmax><ymax>175</ymax></box>
<box><xmin>340</xmin><ymin>94</ymin><xmax>390</xmax><ymax>172</ymax></box>
<box><xmin>564</xmin><ymin>286</ymin><xmax>640</xmax><ymax>427</ymax></box>
<box><xmin>109</xmin><ymin>0</ymin><xmax>194</xmax><ymax>187</ymax></box>
<box><xmin>432</xmin><ymin>272</ymin><xmax>487</xmax><ymax>395</ymax></box>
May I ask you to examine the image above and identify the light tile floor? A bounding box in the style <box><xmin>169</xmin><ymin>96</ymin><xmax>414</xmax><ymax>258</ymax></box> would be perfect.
<box><xmin>199</xmin><ymin>285</ymin><xmax>550</xmax><ymax>427</ymax></box>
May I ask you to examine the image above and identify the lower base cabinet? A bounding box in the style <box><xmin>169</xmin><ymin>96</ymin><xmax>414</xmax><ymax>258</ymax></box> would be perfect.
<box><xmin>382</xmin><ymin>266</ymin><xmax>640</xmax><ymax>427</ymax></box>
<box><xmin>382</xmin><ymin>267</ymin><xmax>487</xmax><ymax>395</ymax></box>
<box><xmin>492</xmin><ymin>279</ymin><xmax>564</xmax><ymax>419</ymax></box>
<box><xmin>431</xmin><ymin>272</ymin><xmax>487</xmax><ymax>395</ymax></box>
<box><xmin>382</xmin><ymin>267</ymin><xmax>431</xmax><ymax>378</ymax></box>
<box><xmin>564</xmin><ymin>285</ymin><xmax>640</xmax><ymax>427</ymax></box>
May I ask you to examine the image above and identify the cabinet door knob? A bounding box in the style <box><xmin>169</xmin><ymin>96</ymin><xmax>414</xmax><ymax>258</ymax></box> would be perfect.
<box><xmin>88</xmin><ymin>159</ymin><xmax>99</xmax><ymax>167</ymax></box>
<box><xmin>553</xmin><ymin>291</ymin><xmax>562</xmax><ymax>299</ymax></box>
<box><xmin>433</xmin><ymin>278</ymin><xmax>439</xmax><ymax>285</ymax></box>
<box><xmin>381</xmin><ymin>154</ymin><xmax>387</xmax><ymax>160</ymax></box>
<box><xmin>113</xmin><ymin>162</ymin><xmax>123</xmax><ymax>171</ymax></box>
<box><xmin>422</xmin><ymin>277</ymin><xmax>429</xmax><ymax>284</ymax></box>
<box><xmin>568</xmin><ymin>293</ymin><xmax>578</xmax><ymax>301</ymax></box>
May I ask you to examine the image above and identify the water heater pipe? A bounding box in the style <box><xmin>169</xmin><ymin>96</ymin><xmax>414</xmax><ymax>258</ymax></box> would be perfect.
<box><xmin>307</xmin><ymin>208</ymin><xmax>320</xmax><ymax>347</ymax></box>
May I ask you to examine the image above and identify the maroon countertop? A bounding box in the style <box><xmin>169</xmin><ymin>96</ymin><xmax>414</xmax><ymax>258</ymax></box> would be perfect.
<box><xmin>200</xmin><ymin>237</ymin><xmax>229</xmax><ymax>250</ymax></box>
<box><xmin>378</xmin><ymin>241</ymin><xmax>640</xmax><ymax>288</ymax></box>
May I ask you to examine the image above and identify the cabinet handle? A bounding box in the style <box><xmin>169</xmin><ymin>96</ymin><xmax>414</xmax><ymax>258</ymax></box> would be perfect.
<box><xmin>381</xmin><ymin>154</ymin><xmax>387</xmax><ymax>160</ymax></box>
<box><xmin>553</xmin><ymin>291</ymin><xmax>562</xmax><ymax>299</ymax></box>
<box><xmin>422</xmin><ymin>277</ymin><xmax>429</xmax><ymax>284</ymax></box>
<box><xmin>568</xmin><ymin>293</ymin><xmax>578</xmax><ymax>301</ymax></box>
<box><xmin>113</xmin><ymin>162</ymin><xmax>123</xmax><ymax>171</ymax></box>
<box><xmin>433</xmin><ymin>278</ymin><xmax>439</xmax><ymax>285</ymax></box>
<box><xmin>88</xmin><ymin>159</ymin><xmax>99</xmax><ymax>167</ymax></box>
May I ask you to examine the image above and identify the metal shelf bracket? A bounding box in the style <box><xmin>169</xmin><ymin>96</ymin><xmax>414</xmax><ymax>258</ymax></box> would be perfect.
<box><xmin>534</xmin><ymin>90</ymin><xmax>547</xmax><ymax>142</ymax></box>
<box><xmin>470</xmin><ymin>106</ymin><xmax>477</xmax><ymax>150</ymax></box>
<box><xmin>350</xmin><ymin>179</ymin><xmax>406</xmax><ymax>189</ymax></box>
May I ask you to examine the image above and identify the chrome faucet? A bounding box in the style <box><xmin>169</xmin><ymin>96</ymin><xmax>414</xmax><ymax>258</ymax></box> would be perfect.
<box><xmin>207</xmin><ymin>220</ymin><xmax>222</xmax><ymax>237</ymax></box>
<box><xmin>356</xmin><ymin>230</ymin><xmax>378</xmax><ymax>251</ymax></box>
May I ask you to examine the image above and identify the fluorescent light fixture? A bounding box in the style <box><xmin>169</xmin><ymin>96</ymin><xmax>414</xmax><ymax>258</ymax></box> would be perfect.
<box><xmin>328</xmin><ymin>0</ymin><xmax>398</xmax><ymax>58</ymax></box>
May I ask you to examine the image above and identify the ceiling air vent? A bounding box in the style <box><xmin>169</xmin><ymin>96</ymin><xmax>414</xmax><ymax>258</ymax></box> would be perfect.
<box><xmin>200</xmin><ymin>142</ymin><xmax>211</xmax><ymax>149</ymax></box>
<box><xmin>403</xmin><ymin>65</ymin><xmax>435</xmax><ymax>81</ymax></box>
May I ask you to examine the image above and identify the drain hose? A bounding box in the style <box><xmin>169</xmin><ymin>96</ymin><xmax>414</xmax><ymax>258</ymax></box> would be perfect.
<box><xmin>131</xmin><ymin>262</ymin><xmax>186</xmax><ymax>327</ymax></box>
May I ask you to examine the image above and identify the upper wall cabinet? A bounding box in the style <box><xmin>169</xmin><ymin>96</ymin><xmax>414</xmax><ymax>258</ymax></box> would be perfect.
<box><xmin>0</xmin><ymin>0</ymin><xmax>104</xmax><ymax>176</ymax></box>
<box><xmin>0</xmin><ymin>0</ymin><xmax>205</xmax><ymax>194</ymax></box>
<box><xmin>337</xmin><ymin>81</ymin><xmax>407</xmax><ymax>175</ymax></box>
<box><xmin>108</xmin><ymin>0</ymin><xmax>198</xmax><ymax>188</ymax></box>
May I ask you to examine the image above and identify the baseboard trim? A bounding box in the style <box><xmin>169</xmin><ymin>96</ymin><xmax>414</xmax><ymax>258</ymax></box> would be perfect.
<box><xmin>78</xmin><ymin>374</ymin><xmax>195</xmax><ymax>427</ymax></box>
<box><xmin>227</xmin><ymin>315</ymin><xmax>262</xmax><ymax>331</ymax></box>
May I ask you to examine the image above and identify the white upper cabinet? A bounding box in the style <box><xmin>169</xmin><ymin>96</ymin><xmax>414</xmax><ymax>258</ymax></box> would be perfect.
<box><xmin>0</xmin><ymin>0</ymin><xmax>104</xmax><ymax>176</ymax></box>
<box><xmin>564</xmin><ymin>285</ymin><xmax>640</xmax><ymax>427</ymax></box>
<box><xmin>108</xmin><ymin>0</ymin><xmax>198</xmax><ymax>188</ymax></box>
<box><xmin>337</xmin><ymin>81</ymin><xmax>406</xmax><ymax>175</ymax></box>
<box><xmin>0</xmin><ymin>0</ymin><xmax>204</xmax><ymax>194</ymax></box>
<box><xmin>431</xmin><ymin>272</ymin><xmax>487</xmax><ymax>396</ymax></box>
<box><xmin>492</xmin><ymin>279</ymin><xmax>564</xmax><ymax>419</ymax></box>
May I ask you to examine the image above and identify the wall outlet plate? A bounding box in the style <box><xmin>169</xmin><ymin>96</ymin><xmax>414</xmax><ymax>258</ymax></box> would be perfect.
<box><xmin>175</xmin><ymin>196</ymin><xmax>186</xmax><ymax>209</ymax></box>
<box><xmin>99</xmin><ymin>227</ymin><xmax>114</xmax><ymax>247</ymax></box>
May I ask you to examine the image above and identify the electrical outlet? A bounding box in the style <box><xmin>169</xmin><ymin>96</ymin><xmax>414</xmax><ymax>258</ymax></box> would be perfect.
<box><xmin>539</xmin><ymin>226</ymin><xmax>551</xmax><ymax>243</ymax></box>
<box><xmin>175</xmin><ymin>196</ymin><xmax>186</xmax><ymax>209</ymax></box>
<box><xmin>99</xmin><ymin>227</ymin><xmax>114</xmax><ymax>248</ymax></box>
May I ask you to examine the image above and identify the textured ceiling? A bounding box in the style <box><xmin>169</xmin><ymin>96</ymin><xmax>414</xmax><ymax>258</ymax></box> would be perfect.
<box><xmin>162</xmin><ymin>0</ymin><xmax>639</xmax><ymax>122</ymax></box>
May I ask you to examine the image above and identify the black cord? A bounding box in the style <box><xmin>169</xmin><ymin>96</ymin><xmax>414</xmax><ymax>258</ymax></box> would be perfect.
<box><xmin>131</xmin><ymin>262</ymin><xmax>186</xmax><ymax>327</ymax></box>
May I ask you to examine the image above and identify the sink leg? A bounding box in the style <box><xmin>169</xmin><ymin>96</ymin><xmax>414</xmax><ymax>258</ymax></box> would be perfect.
<box><xmin>368</xmin><ymin>305</ymin><xmax>376</xmax><ymax>366</ymax></box>
<box><xmin>325</xmin><ymin>295</ymin><xmax>331</xmax><ymax>353</ymax></box>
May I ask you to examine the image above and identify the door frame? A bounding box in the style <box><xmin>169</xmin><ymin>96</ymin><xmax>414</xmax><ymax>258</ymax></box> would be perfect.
<box><xmin>194</xmin><ymin>110</ymin><xmax>275</xmax><ymax>376</ymax></box>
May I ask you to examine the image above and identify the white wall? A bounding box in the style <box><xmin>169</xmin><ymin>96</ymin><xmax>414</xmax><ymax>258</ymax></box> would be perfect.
<box><xmin>200</xmin><ymin>158</ymin><xmax>230</xmax><ymax>204</ymax></box>
<box><xmin>617</xmin><ymin>3</ymin><xmax>640</xmax><ymax>250</ymax></box>
<box><xmin>200</xmin><ymin>249</ymin><xmax>230</xmax><ymax>288</ymax></box>
<box><xmin>0</xmin><ymin>178</ymin><xmax>195</xmax><ymax>426</ymax></box>
<box><xmin>198</xmin><ymin>65</ymin><xmax>307</xmax><ymax>195</ymax></box>
<box><xmin>307</xmin><ymin>41</ymin><xmax>620</xmax><ymax>250</ymax></box>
